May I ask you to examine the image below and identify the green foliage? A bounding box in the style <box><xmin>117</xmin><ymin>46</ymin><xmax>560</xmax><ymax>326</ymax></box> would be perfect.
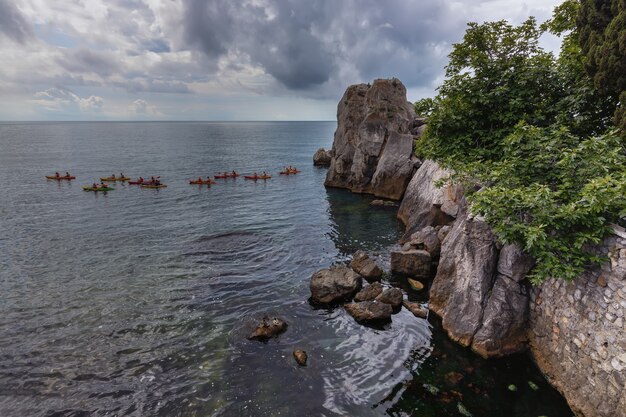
<box><xmin>413</xmin><ymin>2</ymin><xmax>626</xmax><ymax>283</ymax></box>
<box><xmin>466</xmin><ymin>124</ymin><xmax>626</xmax><ymax>283</ymax></box>
<box><xmin>414</xmin><ymin>97</ymin><xmax>436</xmax><ymax>117</ymax></box>
<box><xmin>579</xmin><ymin>0</ymin><xmax>626</xmax><ymax>131</ymax></box>
<box><xmin>416</xmin><ymin>18</ymin><xmax>566</xmax><ymax>164</ymax></box>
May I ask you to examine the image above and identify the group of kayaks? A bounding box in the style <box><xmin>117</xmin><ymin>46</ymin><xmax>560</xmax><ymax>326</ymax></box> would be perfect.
<box><xmin>47</xmin><ymin>166</ymin><xmax>300</xmax><ymax>192</ymax></box>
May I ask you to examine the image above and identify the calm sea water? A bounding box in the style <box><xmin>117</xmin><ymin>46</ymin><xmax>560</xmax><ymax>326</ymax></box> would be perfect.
<box><xmin>0</xmin><ymin>122</ymin><xmax>572</xmax><ymax>417</ymax></box>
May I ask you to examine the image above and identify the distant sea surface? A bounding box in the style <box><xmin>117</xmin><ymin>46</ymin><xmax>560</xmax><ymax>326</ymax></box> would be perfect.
<box><xmin>0</xmin><ymin>122</ymin><xmax>572</xmax><ymax>416</ymax></box>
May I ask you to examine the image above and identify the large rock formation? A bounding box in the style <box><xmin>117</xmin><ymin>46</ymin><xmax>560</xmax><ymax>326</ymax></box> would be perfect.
<box><xmin>529</xmin><ymin>229</ymin><xmax>626</xmax><ymax>417</ymax></box>
<box><xmin>313</xmin><ymin>148</ymin><xmax>332</xmax><ymax>166</ymax></box>
<box><xmin>429</xmin><ymin>205</ymin><xmax>533</xmax><ymax>358</ymax></box>
<box><xmin>397</xmin><ymin>160</ymin><xmax>463</xmax><ymax>241</ymax></box>
<box><xmin>324</xmin><ymin>78</ymin><xmax>420</xmax><ymax>200</ymax></box>
<box><xmin>310</xmin><ymin>266</ymin><xmax>362</xmax><ymax>304</ymax></box>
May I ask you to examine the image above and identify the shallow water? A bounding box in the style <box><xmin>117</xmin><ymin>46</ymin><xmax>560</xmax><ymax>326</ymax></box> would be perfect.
<box><xmin>0</xmin><ymin>122</ymin><xmax>572</xmax><ymax>416</ymax></box>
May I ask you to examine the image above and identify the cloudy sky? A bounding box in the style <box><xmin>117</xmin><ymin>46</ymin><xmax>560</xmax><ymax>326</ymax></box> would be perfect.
<box><xmin>0</xmin><ymin>0</ymin><xmax>563</xmax><ymax>121</ymax></box>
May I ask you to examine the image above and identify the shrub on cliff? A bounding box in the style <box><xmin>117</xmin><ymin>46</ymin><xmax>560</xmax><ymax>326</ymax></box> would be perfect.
<box><xmin>416</xmin><ymin>1</ymin><xmax>626</xmax><ymax>283</ymax></box>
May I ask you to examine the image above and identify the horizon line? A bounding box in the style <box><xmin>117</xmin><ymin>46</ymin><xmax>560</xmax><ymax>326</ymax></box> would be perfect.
<box><xmin>0</xmin><ymin>120</ymin><xmax>337</xmax><ymax>123</ymax></box>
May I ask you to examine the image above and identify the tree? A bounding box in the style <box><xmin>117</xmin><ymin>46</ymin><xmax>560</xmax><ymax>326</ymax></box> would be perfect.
<box><xmin>579</xmin><ymin>0</ymin><xmax>626</xmax><ymax>131</ymax></box>
<box><xmin>416</xmin><ymin>18</ymin><xmax>565</xmax><ymax>165</ymax></box>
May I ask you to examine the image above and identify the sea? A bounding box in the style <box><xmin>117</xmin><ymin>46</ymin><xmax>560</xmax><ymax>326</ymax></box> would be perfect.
<box><xmin>0</xmin><ymin>122</ymin><xmax>573</xmax><ymax>416</ymax></box>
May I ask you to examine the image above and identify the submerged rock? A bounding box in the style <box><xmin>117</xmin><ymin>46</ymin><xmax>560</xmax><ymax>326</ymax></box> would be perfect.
<box><xmin>407</xmin><ymin>278</ymin><xmax>424</xmax><ymax>291</ymax></box>
<box><xmin>344</xmin><ymin>301</ymin><xmax>393</xmax><ymax>322</ymax></box>
<box><xmin>403</xmin><ymin>300</ymin><xmax>428</xmax><ymax>318</ymax></box>
<box><xmin>370</xmin><ymin>199</ymin><xmax>398</xmax><ymax>207</ymax></box>
<box><xmin>310</xmin><ymin>266</ymin><xmax>362</xmax><ymax>304</ymax></box>
<box><xmin>375</xmin><ymin>288</ymin><xmax>403</xmax><ymax>309</ymax></box>
<box><xmin>350</xmin><ymin>250</ymin><xmax>383</xmax><ymax>281</ymax></box>
<box><xmin>293</xmin><ymin>350</ymin><xmax>308</xmax><ymax>366</ymax></box>
<box><xmin>248</xmin><ymin>317</ymin><xmax>288</xmax><ymax>341</ymax></box>
<box><xmin>313</xmin><ymin>148</ymin><xmax>332</xmax><ymax>166</ymax></box>
<box><xmin>390</xmin><ymin>249</ymin><xmax>431</xmax><ymax>277</ymax></box>
<box><xmin>354</xmin><ymin>282</ymin><xmax>383</xmax><ymax>301</ymax></box>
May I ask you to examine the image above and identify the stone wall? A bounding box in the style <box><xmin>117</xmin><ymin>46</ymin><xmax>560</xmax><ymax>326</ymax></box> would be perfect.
<box><xmin>529</xmin><ymin>229</ymin><xmax>626</xmax><ymax>417</ymax></box>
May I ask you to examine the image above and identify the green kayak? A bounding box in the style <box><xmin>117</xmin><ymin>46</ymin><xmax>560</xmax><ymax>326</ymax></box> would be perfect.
<box><xmin>82</xmin><ymin>186</ymin><xmax>115</xmax><ymax>192</ymax></box>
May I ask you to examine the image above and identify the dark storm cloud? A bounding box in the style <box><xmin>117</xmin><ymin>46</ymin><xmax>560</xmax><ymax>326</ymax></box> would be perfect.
<box><xmin>56</xmin><ymin>49</ymin><xmax>119</xmax><ymax>78</ymax></box>
<box><xmin>181</xmin><ymin>0</ymin><xmax>466</xmax><ymax>92</ymax></box>
<box><xmin>0</xmin><ymin>0</ymin><xmax>33</xmax><ymax>43</ymax></box>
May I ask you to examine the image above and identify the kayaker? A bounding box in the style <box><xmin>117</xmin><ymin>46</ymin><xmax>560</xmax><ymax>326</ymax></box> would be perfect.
<box><xmin>65</xmin><ymin>171</ymin><xmax>70</xmax><ymax>177</ymax></box>
<box><xmin>120</xmin><ymin>172</ymin><xmax>124</xmax><ymax>178</ymax></box>
<box><xmin>223</xmin><ymin>171</ymin><xmax>228</xmax><ymax>177</ymax></box>
<box><xmin>150</xmin><ymin>176</ymin><xmax>155</xmax><ymax>184</ymax></box>
<box><xmin>138</xmin><ymin>177</ymin><xmax>144</xmax><ymax>183</ymax></box>
<box><xmin>111</xmin><ymin>174</ymin><xmax>116</xmax><ymax>179</ymax></box>
<box><xmin>55</xmin><ymin>172</ymin><xmax>60</xmax><ymax>178</ymax></box>
<box><xmin>92</xmin><ymin>182</ymin><xmax>98</xmax><ymax>189</ymax></box>
<box><xmin>231</xmin><ymin>170</ymin><xmax>237</xmax><ymax>176</ymax></box>
<box><xmin>253</xmin><ymin>171</ymin><xmax>258</xmax><ymax>178</ymax></box>
<box><xmin>198</xmin><ymin>176</ymin><xmax>203</xmax><ymax>182</ymax></box>
<box><xmin>262</xmin><ymin>170</ymin><xmax>268</xmax><ymax>177</ymax></box>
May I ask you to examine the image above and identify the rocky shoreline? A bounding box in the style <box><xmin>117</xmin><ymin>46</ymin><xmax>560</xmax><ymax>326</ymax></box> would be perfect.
<box><xmin>312</xmin><ymin>78</ymin><xmax>626</xmax><ymax>417</ymax></box>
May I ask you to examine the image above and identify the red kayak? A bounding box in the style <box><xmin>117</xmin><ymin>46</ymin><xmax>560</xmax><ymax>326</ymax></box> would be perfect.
<box><xmin>214</xmin><ymin>172</ymin><xmax>239</xmax><ymax>179</ymax></box>
<box><xmin>46</xmin><ymin>175</ymin><xmax>75</xmax><ymax>180</ymax></box>
<box><xmin>244</xmin><ymin>175</ymin><xmax>272</xmax><ymax>180</ymax></box>
<box><xmin>189</xmin><ymin>179</ymin><xmax>214</xmax><ymax>185</ymax></box>
<box><xmin>128</xmin><ymin>180</ymin><xmax>148</xmax><ymax>185</ymax></box>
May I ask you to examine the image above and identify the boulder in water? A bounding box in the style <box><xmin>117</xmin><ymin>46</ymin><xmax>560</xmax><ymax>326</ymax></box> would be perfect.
<box><xmin>350</xmin><ymin>250</ymin><xmax>383</xmax><ymax>281</ymax></box>
<box><xmin>310</xmin><ymin>266</ymin><xmax>362</xmax><ymax>304</ymax></box>
<box><xmin>344</xmin><ymin>301</ymin><xmax>393</xmax><ymax>322</ymax></box>
<box><xmin>248</xmin><ymin>316</ymin><xmax>288</xmax><ymax>341</ymax></box>
<box><xmin>375</xmin><ymin>287</ymin><xmax>403</xmax><ymax>309</ymax></box>
<box><xmin>354</xmin><ymin>282</ymin><xmax>383</xmax><ymax>301</ymax></box>
<box><xmin>313</xmin><ymin>148</ymin><xmax>332</xmax><ymax>166</ymax></box>
<box><xmin>293</xmin><ymin>350</ymin><xmax>308</xmax><ymax>366</ymax></box>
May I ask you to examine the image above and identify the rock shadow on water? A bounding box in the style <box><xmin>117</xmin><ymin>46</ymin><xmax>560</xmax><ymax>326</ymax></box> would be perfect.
<box><xmin>325</xmin><ymin>188</ymin><xmax>404</xmax><ymax>256</ymax></box>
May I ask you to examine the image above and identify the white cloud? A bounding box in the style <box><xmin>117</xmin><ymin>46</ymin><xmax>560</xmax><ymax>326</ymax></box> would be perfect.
<box><xmin>31</xmin><ymin>87</ymin><xmax>103</xmax><ymax>111</ymax></box>
<box><xmin>130</xmin><ymin>98</ymin><xmax>161</xmax><ymax>116</ymax></box>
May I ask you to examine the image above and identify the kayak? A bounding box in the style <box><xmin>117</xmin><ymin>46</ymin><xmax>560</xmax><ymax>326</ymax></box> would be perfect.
<box><xmin>128</xmin><ymin>180</ymin><xmax>148</xmax><ymax>185</ymax></box>
<box><xmin>46</xmin><ymin>175</ymin><xmax>75</xmax><ymax>180</ymax></box>
<box><xmin>244</xmin><ymin>175</ymin><xmax>272</xmax><ymax>180</ymax></box>
<box><xmin>279</xmin><ymin>169</ymin><xmax>300</xmax><ymax>175</ymax></box>
<box><xmin>141</xmin><ymin>184</ymin><xmax>167</xmax><ymax>189</ymax></box>
<box><xmin>189</xmin><ymin>180</ymin><xmax>214</xmax><ymax>185</ymax></box>
<box><xmin>214</xmin><ymin>173</ymin><xmax>239</xmax><ymax>179</ymax></box>
<box><xmin>82</xmin><ymin>186</ymin><xmax>114</xmax><ymax>192</ymax></box>
<box><xmin>100</xmin><ymin>177</ymin><xmax>131</xmax><ymax>182</ymax></box>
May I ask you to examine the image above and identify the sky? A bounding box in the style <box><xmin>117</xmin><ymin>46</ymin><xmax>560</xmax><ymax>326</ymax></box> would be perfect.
<box><xmin>0</xmin><ymin>0</ymin><xmax>564</xmax><ymax>121</ymax></box>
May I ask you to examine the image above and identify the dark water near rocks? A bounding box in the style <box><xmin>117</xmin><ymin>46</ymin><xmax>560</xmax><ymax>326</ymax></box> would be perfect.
<box><xmin>0</xmin><ymin>122</ymin><xmax>573</xmax><ymax>417</ymax></box>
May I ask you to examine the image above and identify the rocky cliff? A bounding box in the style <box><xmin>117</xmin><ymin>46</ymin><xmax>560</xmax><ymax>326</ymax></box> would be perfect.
<box><xmin>398</xmin><ymin>157</ymin><xmax>626</xmax><ymax>417</ymax></box>
<box><xmin>324</xmin><ymin>78</ymin><xmax>421</xmax><ymax>200</ymax></box>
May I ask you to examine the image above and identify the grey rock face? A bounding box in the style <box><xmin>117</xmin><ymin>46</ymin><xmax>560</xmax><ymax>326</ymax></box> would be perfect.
<box><xmin>350</xmin><ymin>250</ymin><xmax>383</xmax><ymax>281</ymax></box>
<box><xmin>429</xmin><ymin>206</ymin><xmax>531</xmax><ymax>357</ymax></box>
<box><xmin>325</xmin><ymin>78</ymin><xmax>419</xmax><ymax>200</ymax></box>
<box><xmin>310</xmin><ymin>266</ymin><xmax>362</xmax><ymax>304</ymax></box>
<box><xmin>375</xmin><ymin>288</ymin><xmax>403</xmax><ymax>309</ymax></box>
<box><xmin>397</xmin><ymin>160</ymin><xmax>463</xmax><ymax>241</ymax></box>
<box><xmin>409</xmin><ymin>226</ymin><xmax>441</xmax><ymax>257</ymax></box>
<box><xmin>355</xmin><ymin>282</ymin><xmax>383</xmax><ymax>302</ymax></box>
<box><xmin>344</xmin><ymin>301</ymin><xmax>393</xmax><ymax>322</ymax></box>
<box><xmin>390</xmin><ymin>249</ymin><xmax>431</xmax><ymax>277</ymax></box>
<box><xmin>313</xmin><ymin>148</ymin><xmax>333</xmax><ymax>166</ymax></box>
